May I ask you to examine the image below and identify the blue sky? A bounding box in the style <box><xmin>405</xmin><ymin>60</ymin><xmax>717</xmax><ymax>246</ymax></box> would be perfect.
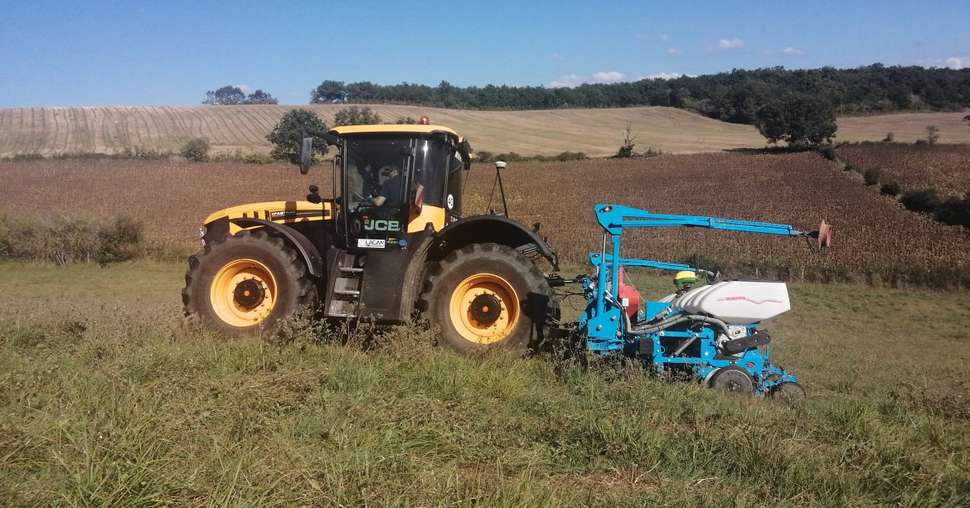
<box><xmin>1</xmin><ymin>0</ymin><xmax>968</xmax><ymax>107</ymax></box>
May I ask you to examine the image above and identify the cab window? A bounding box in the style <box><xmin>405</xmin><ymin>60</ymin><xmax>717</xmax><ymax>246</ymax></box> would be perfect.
<box><xmin>344</xmin><ymin>136</ymin><xmax>411</xmax><ymax>212</ymax></box>
<box><xmin>446</xmin><ymin>150</ymin><xmax>464</xmax><ymax>216</ymax></box>
<box><xmin>413</xmin><ymin>137</ymin><xmax>449</xmax><ymax>208</ymax></box>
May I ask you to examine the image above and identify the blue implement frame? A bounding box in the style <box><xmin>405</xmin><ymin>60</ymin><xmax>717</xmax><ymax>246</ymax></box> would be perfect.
<box><xmin>577</xmin><ymin>204</ymin><xmax>806</xmax><ymax>394</ymax></box>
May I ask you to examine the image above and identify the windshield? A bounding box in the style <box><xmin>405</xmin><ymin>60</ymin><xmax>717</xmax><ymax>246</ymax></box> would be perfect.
<box><xmin>344</xmin><ymin>136</ymin><xmax>411</xmax><ymax>212</ymax></box>
<box><xmin>343</xmin><ymin>133</ymin><xmax>458</xmax><ymax>213</ymax></box>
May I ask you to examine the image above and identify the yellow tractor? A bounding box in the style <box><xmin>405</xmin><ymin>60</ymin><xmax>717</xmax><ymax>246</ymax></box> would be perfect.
<box><xmin>183</xmin><ymin>123</ymin><xmax>559</xmax><ymax>353</ymax></box>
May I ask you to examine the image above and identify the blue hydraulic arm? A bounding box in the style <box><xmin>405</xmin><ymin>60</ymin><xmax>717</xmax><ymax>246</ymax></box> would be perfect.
<box><xmin>583</xmin><ymin>204</ymin><xmax>820</xmax><ymax>352</ymax></box>
<box><xmin>594</xmin><ymin>204</ymin><xmax>807</xmax><ymax>237</ymax></box>
<box><xmin>589</xmin><ymin>254</ymin><xmax>697</xmax><ymax>274</ymax></box>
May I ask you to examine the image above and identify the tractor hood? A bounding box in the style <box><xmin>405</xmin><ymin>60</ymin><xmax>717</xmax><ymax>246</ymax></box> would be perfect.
<box><xmin>203</xmin><ymin>200</ymin><xmax>333</xmax><ymax>233</ymax></box>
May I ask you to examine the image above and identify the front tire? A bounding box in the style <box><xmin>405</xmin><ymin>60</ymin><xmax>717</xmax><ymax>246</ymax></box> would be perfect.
<box><xmin>419</xmin><ymin>243</ymin><xmax>554</xmax><ymax>355</ymax></box>
<box><xmin>182</xmin><ymin>229</ymin><xmax>316</xmax><ymax>336</ymax></box>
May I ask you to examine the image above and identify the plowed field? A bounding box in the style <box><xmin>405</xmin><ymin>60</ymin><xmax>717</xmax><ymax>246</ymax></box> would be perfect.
<box><xmin>3</xmin><ymin>151</ymin><xmax>968</xmax><ymax>286</ymax></box>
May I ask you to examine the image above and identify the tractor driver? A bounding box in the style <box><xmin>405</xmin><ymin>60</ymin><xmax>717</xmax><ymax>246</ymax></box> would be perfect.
<box><xmin>370</xmin><ymin>166</ymin><xmax>403</xmax><ymax>214</ymax></box>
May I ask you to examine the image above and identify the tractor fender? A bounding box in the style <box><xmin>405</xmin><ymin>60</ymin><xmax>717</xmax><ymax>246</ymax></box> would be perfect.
<box><xmin>430</xmin><ymin>215</ymin><xmax>559</xmax><ymax>270</ymax></box>
<box><xmin>227</xmin><ymin>217</ymin><xmax>325</xmax><ymax>278</ymax></box>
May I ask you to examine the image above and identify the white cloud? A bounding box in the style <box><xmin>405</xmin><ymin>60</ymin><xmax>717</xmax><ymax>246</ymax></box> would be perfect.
<box><xmin>591</xmin><ymin>71</ymin><xmax>625</xmax><ymax>82</ymax></box>
<box><xmin>639</xmin><ymin>72</ymin><xmax>693</xmax><ymax>80</ymax></box>
<box><xmin>781</xmin><ymin>47</ymin><xmax>805</xmax><ymax>56</ymax></box>
<box><xmin>550</xmin><ymin>52</ymin><xmax>563</xmax><ymax>61</ymax></box>
<box><xmin>548</xmin><ymin>71</ymin><xmax>626</xmax><ymax>88</ymax></box>
<box><xmin>666</xmin><ymin>47</ymin><xmax>682</xmax><ymax>55</ymax></box>
<box><xmin>944</xmin><ymin>56</ymin><xmax>969</xmax><ymax>69</ymax></box>
<box><xmin>718</xmin><ymin>38</ymin><xmax>744</xmax><ymax>49</ymax></box>
<box><xmin>659</xmin><ymin>33</ymin><xmax>670</xmax><ymax>42</ymax></box>
<box><xmin>548</xmin><ymin>74</ymin><xmax>583</xmax><ymax>88</ymax></box>
<box><xmin>234</xmin><ymin>84</ymin><xmax>252</xmax><ymax>94</ymax></box>
<box><xmin>920</xmin><ymin>56</ymin><xmax>970</xmax><ymax>69</ymax></box>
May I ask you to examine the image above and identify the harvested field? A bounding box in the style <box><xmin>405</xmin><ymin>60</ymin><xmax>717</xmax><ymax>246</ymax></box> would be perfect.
<box><xmin>838</xmin><ymin>142</ymin><xmax>970</xmax><ymax>197</ymax></box>
<box><xmin>835</xmin><ymin>111</ymin><xmax>970</xmax><ymax>145</ymax></box>
<box><xmin>2</xmin><ymin>152</ymin><xmax>969</xmax><ymax>287</ymax></box>
<box><xmin>3</xmin><ymin>104</ymin><xmax>968</xmax><ymax>159</ymax></box>
<box><xmin>0</xmin><ymin>105</ymin><xmax>766</xmax><ymax>158</ymax></box>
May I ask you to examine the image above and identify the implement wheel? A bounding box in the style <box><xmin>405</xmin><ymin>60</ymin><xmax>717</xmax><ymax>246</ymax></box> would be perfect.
<box><xmin>182</xmin><ymin>229</ymin><xmax>316</xmax><ymax>336</ymax></box>
<box><xmin>709</xmin><ymin>367</ymin><xmax>755</xmax><ymax>395</ymax></box>
<box><xmin>771</xmin><ymin>382</ymin><xmax>807</xmax><ymax>404</ymax></box>
<box><xmin>419</xmin><ymin>243</ymin><xmax>554</xmax><ymax>355</ymax></box>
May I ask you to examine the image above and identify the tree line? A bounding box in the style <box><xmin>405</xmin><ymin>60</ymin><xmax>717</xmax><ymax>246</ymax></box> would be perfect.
<box><xmin>309</xmin><ymin>65</ymin><xmax>970</xmax><ymax>123</ymax></box>
<box><xmin>204</xmin><ymin>85</ymin><xmax>278</xmax><ymax>105</ymax></box>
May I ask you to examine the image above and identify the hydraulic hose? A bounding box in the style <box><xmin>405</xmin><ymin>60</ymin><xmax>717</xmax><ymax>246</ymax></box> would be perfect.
<box><xmin>600</xmin><ymin>287</ymin><xmax>729</xmax><ymax>337</ymax></box>
<box><xmin>628</xmin><ymin>313</ymin><xmax>730</xmax><ymax>336</ymax></box>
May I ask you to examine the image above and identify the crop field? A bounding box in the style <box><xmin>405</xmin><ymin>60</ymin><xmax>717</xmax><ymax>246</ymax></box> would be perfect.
<box><xmin>3</xmin><ymin>151</ymin><xmax>970</xmax><ymax>287</ymax></box>
<box><xmin>838</xmin><ymin>142</ymin><xmax>970</xmax><ymax>197</ymax></box>
<box><xmin>3</xmin><ymin>105</ymin><xmax>969</xmax><ymax>159</ymax></box>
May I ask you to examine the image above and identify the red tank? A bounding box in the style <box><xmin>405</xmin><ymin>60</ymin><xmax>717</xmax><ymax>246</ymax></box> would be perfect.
<box><xmin>617</xmin><ymin>268</ymin><xmax>641</xmax><ymax>319</ymax></box>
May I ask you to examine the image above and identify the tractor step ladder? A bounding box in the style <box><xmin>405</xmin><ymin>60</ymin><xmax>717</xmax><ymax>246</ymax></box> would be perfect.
<box><xmin>326</xmin><ymin>252</ymin><xmax>365</xmax><ymax>318</ymax></box>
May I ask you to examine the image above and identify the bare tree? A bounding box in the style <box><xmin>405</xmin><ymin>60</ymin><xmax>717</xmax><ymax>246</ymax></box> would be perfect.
<box><xmin>616</xmin><ymin>123</ymin><xmax>636</xmax><ymax>157</ymax></box>
<box><xmin>926</xmin><ymin>125</ymin><xmax>940</xmax><ymax>146</ymax></box>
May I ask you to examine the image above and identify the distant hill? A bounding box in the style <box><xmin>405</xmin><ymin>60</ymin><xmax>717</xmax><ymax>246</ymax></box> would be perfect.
<box><xmin>0</xmin><ymin>105</ymin><xmax>967</xmax><ymax>158</ymax></box>
<box><xmin>0</xmin><ymin>105</ymin><xmax>768</xmax><ymax>157</ymax></box>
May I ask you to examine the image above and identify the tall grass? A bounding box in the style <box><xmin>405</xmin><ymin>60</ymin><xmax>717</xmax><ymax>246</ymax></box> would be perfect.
<box><xmin>2</xmin><ymin>317</ymin><xmax>967</xmax><ymax>505</ymax></box>
<box><xmin>0</xmin><ymin>262</ymin><xmax>968</xmax><ymax>505</ymax></box>
<box><xmin>0</xmin><ymin>215</ymin><xmax>143</xmax><ymax>264</ymax></box>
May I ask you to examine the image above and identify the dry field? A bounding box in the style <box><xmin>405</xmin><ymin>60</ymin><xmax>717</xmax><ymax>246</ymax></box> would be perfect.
<box><xmin>836</xmin><ymin>111</ymin><xmax>970</xmax><ymax>144</ymax></box>
<box><xmin>838</xmin><ymin>142</ymin><xmax>970</xmax><ymax>196</ymax></box>
<box><xmin>0</xmin><ymin>105</ymin><xmax>766</xmax><ymax>158</ymax></box>
<box><xmin>4</xmin><ymin>104</ymin><xmax>968</xmax><ymax>159</ymax></box>
<box><xmin>2</xmin><ymin>151</ymin><xmax>969</xmax><ymax>286</ymax></box>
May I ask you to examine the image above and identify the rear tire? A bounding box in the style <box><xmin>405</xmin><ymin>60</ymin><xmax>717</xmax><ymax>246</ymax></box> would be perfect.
<box><xmin>419</xmin><ymin>243</ymin><xmax>554</xmax><ymax>355</ymax></box>
<box><xmin>182</xmin><ymin>229</ymin><xmax>317</xmax><ymax>336</ymax></box>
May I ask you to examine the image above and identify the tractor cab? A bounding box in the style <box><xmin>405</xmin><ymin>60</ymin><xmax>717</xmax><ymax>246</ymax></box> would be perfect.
<box><xmin>326</xmin><ymin>125</ymin><xmax>469</xmax><ymax>251</ymax></box>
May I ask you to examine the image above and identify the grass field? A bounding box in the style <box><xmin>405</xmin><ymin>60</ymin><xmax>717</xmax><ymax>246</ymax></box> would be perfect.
<box><xmin>1</xmin><ymin>261</ymin><xmax>968</xmax><ymax>505</ymax></box>
<box><xmin>2</xmin><ymin>104</ymin><xmax>968</xmax><ymax>158</ymax></box>
<box><xmin>3</xmin><ymin>144</ymin><xmax>970</xmax><ymax>504</ymax></box>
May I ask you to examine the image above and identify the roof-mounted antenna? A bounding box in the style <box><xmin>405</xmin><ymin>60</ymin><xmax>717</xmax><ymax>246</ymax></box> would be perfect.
<box><xmin>486</xmin><ymin>161</ymin><xmax>510</xmax><ymax>217</ymax></box>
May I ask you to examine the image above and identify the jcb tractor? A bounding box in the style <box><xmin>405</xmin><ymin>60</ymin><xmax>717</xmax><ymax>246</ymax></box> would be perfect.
<box><xmin>183</xmin><ymin>123</ymin><xmax>559</xmax><ymax>353</ymax></box>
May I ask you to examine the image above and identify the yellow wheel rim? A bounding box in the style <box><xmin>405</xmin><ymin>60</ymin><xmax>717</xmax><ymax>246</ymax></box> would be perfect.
<box><xmin>448</xmin><ymin>273</ymin><xmax>519</xmax><ymax>345</ymax></box>
<box><xmin>209</xmin><ymin>258</ymin><xmax>277</xmax><ymax>328</ymax></box>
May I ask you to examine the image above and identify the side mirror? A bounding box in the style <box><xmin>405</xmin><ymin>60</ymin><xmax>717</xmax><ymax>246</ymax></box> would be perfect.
<box><xmin>299</xmin><ymin>137</ymin><xmax>313</xmax><ymax>175</ymax></box>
